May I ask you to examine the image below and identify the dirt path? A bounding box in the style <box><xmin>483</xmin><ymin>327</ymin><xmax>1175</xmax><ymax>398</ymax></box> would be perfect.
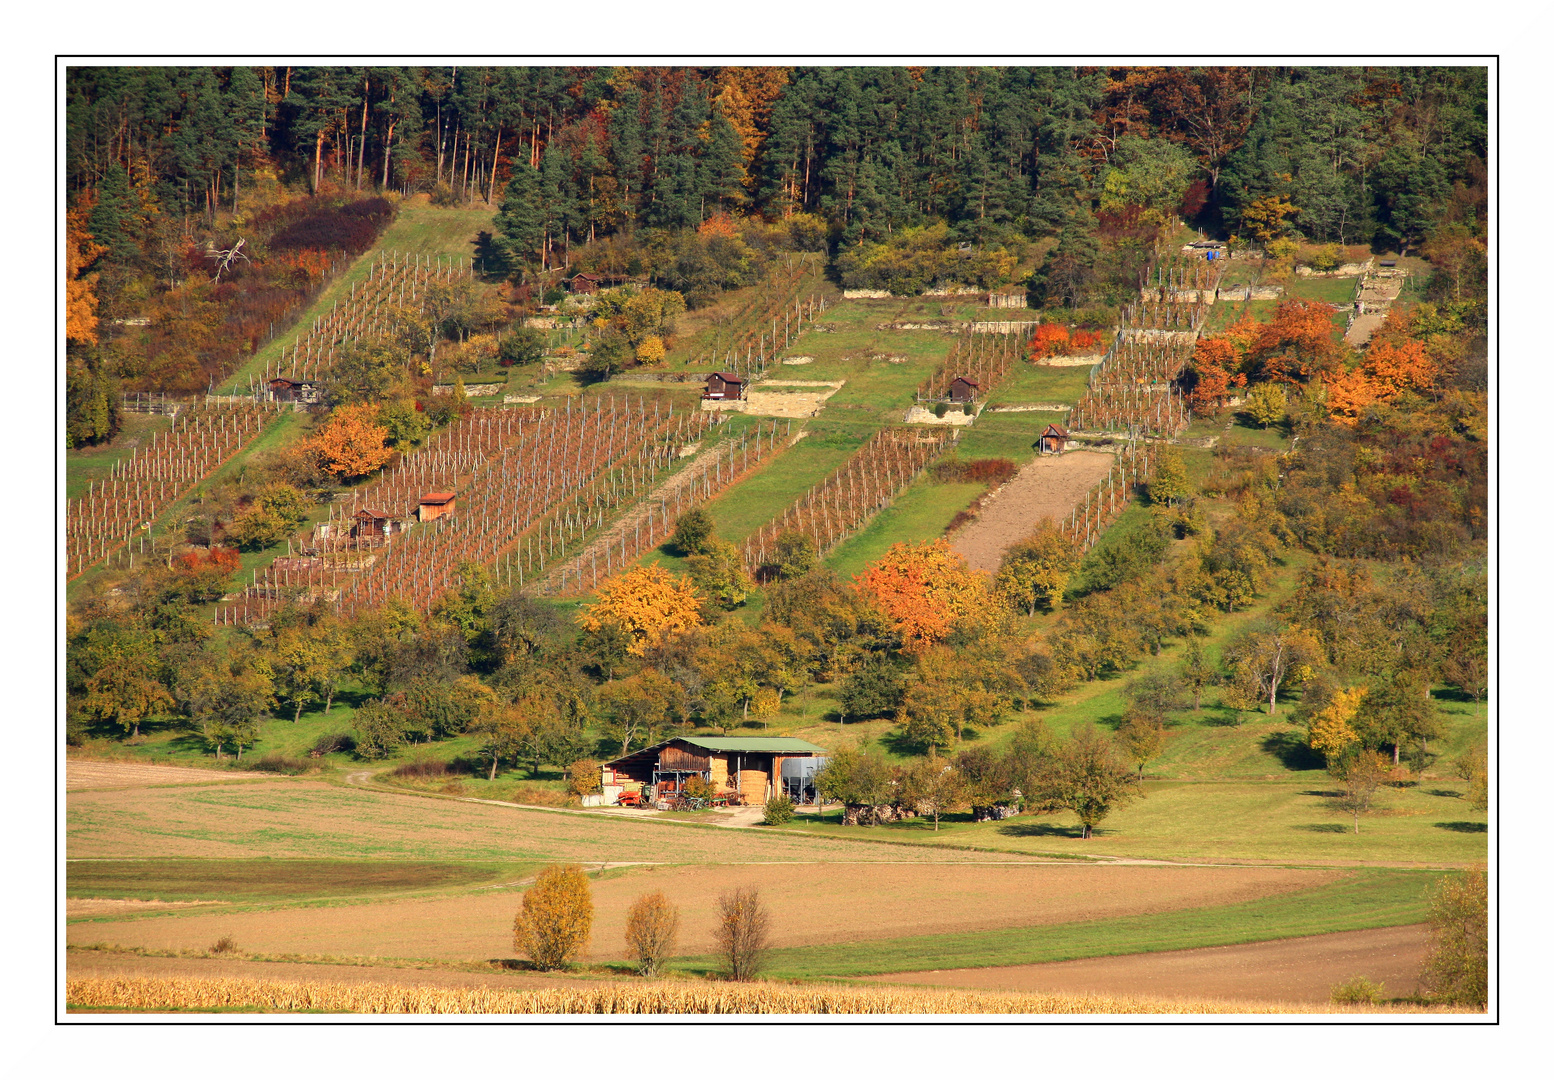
<box><xmin>950</xmin><ymin>451</ymin><xmax>1116</xmax><ymax>573</ymax></box>
<box><xmin>863</xmin><ymin>924</ymin><xmax>1431</xmax><ymax>1004</ymax></box>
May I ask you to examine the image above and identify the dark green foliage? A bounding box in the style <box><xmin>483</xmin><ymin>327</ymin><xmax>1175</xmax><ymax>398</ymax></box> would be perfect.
<box><xmin>499</xmin><ymin>326</ymin><xmax>547</xmax><ymax>366</ymax></box>
<box><xmin>838</xmin><ymin>657</ymin><xmax>906</xmax><ymax>721</ymax></box>
<box><xmin>65</xmin><ymin>362</ymin><xmax>121</xmax><ymax>448</ymax></box>
<box><xmin>670</xmin><ymin>507</ymin><xmax>715</xmax><ymax>556</ymax></box>
<box><xmin>772</xmin><ymin>530</ymin><xmax>817</xmax><ymax>580</ymax></box>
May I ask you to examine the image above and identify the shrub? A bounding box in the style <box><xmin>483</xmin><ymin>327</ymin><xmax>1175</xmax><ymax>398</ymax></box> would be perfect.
<box><xmin>208</xmin><ymin>935</ymin><xmax>238</xmax><ymax>955</ymax></box>
<box><xmin>309</xmin><ymin>732</ymin><xmax>355</xmax><ymax>758</ymax></box>
<box><xmin>762</xmin><ymin>795</ymin><xmax>795</xmax><ymax>825</ymax></box>
<box><xmin>247</xmin><ymin>753</ymin><xmax>312</xmax><ymax>775</ymax></box>
<box><xmin>682</xmin><ymin>774</ymin><xmax>717</xmax><ymax>801</ymax></box>
<box><xmin>1330</xmin><ymin>976</ymin><xmax>1384</xmax><ymax>1005</ymax></box>
<box><xmin>389</xmin><ymin>758</ymin><xmax>457</xmax><ymax>780</ymax></box>
<box><xmin>963</xmin><ymin>402</ymin><xmax>974</xmax><ymax>416</ymax></box>
<box><xmin>715</xmin><ymin>887</ymin><xmax>771</xmax><ymax>982</ymax></box>
<box><xmin>513</xmin><ymin>865</ymin><xmax>594</xmax><ymax>971</ymax></box>
<box><xmin>934</xmin><ymin>402</ymin><xmax>949</xmax><ymax>418</ymax></box>
<box><xmin>624</xmin><ymin>891</ymin><xmax>681</xmax><ymax>977</ymax></box>
<box><xmin>934</xmin><ymin>458</ymin><xmax>1015</xmax><ymax>485</ymax></box>
<box><xmin>567</xmin><ymin>759</ymin><xmax>602</xmax><ymax>797</ymax></box>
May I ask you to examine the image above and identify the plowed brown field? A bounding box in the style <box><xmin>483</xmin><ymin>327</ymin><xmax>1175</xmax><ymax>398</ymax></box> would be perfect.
<box><xmin>67</xmin><ymin>863</ymin><xmax>1336</xmax><ymax>962</ymax></box>
<box><xmin>67</xmin><ymin>760</ymin><xmax>285</xmax><ymax>790</ymax></box>
<box><xmin>950</xmin><ymin>451</ymin><xmax>1116</xmax><ymax>572</ymax></box>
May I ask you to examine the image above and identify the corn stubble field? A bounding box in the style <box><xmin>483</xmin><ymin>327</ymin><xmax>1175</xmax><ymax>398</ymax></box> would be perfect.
<box><xmin>66</xmin><ymin>974</ymin><xmax>1444</xmax><ymax>1015</ymax></box>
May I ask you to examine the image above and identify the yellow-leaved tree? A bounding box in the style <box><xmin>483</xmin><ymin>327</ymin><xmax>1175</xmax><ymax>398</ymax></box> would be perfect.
<box><xmin>854</xmin><ymin>539</ymin><xmax>989</xmax><ymax>654</ymax></box>
<box><xmin>513</xmin><ymin>864</ymin><xmax>593</xmax><ymax>970</ymax></box>
<box><xmin>578</xmin><ymin>565</ymin><xmax>703</xmax><ymax>656</ymax></box>
<box><xmin>1307</xmin><ymin>686</ymin><xmax>1365</xmax><ymax>761</ymax></box>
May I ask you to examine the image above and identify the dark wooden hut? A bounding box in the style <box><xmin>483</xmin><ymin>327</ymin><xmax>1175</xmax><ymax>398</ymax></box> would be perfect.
<box><xmin>948</xmin><ymin>376</ymin><xmax>980</xmax><ymax>403</ymax></box>
<box><xmin>417</xmin><ymin>492</ymin><xmax>457</xmax><ymax>522</ymax></box>
<box><xmin>703</xmin><ymin>372</ymin><xmax>745</xmax><ymax>401</ymax></box>
<box><xmin>1039</xmin><ymin>422</ymin><xmax>1070</xmax><ymax>454</ymax></box>
<box><xmin>600</xmin><ymin>736</ymin><xmax>829</xmax><ymax>806</ymax></box>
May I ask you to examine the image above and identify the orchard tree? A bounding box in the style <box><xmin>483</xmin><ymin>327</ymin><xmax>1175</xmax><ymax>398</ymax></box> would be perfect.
<box><xmin>625</xmin><ymin>891</ymin><xmax>681</xmax><ymax>977</ymax></box>
<box><xmin>1421</xmin><ymin>870</ymin><xmax>1488</xmax><ymax>1007</ymax></box>
<box><xmin>1032</xmin><ymin>725</ymin><xmax>1141</xmax><ymax>839</ymax></box>
<box><xmin>686</xmin><ymin>540</ymin><xmax>754</xmax><ymax>611</ymax></box>
<box><xmin>995</xmin><ymin>523</ymin><xmax>1080</xmax><ymax>616</ymax></box>
<box><xmin>773</xmin><ymin>529</ymin><xmax>817</xmax><ymax>580</ymax></box>
<box><xmin>1331</xmin><ymin>748</ymin><xmax>1388</xmax><ymax>834</ymax></box>
<box><xmin>578</xmin><ymin>565</ymin><xmax>704</xmax><ymax>657</ymax></box>
<box><xmin>1222</xmin><ymin>620</ymin><xmax>1320</xmax><ymax>716</ymax></box>
<box><xmin>899</xmin><ymin>751</ymin><xmax>969</xmax><ymax>831</ymax></box>
<box><xmin>1116</xmin><ymin>711</ymin><xmax>1170</xmax><ymax>778</ymax></box>
<box><xmin>670</xmin><ymin>507</ymin><xmax>716</xmax><ymax>556</ymax></box>
<box><xmin>855</xmin><ymin>539</ymin><xmax>988</xmax><ymax>654</ymax></box>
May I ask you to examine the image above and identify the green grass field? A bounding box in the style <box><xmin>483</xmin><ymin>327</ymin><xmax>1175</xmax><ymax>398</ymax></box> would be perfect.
<box><xmin>669</xmin><ymin>868</ymin><xmax>1443</xmax><ymax>978</ymax></box>
<box><xmin>65</xmin><ymin>412</ymin><xmax>174</xmax><ymax>499</ymax></box>
<box><xmin>826</xmin><ymin>474</ymin><xmax>984</xmax><ymax>578</ymax></box>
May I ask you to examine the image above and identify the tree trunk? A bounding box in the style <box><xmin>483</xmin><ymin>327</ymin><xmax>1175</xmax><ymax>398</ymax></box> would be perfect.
<box><xmin>489</xmin><ymin>754</ymin><xmax>498</xmax><ymax>782</ymax></box>
<box><xmin>313</xmin><ymin>130</ymin><xmax>326</xmax><ymax>194</ymax></box>
<box><xmin>381</xmin><ymin>119</ymin><xmax>396</xmax><ymax>190</ymax></box>
<box><xmin>325</xmin><ymin>689</ymin><xmax>334</xmax><ymax>714</ymax></box>
<box><xmin>488</xmin><ymin>128</ymin><xmax>503</xmax><ymax>204</ymax></box>
<box><xmin>1081</xmin><ymin>822</ymin><xmax>1092</xmax><ymax>839</ymax></box>
<box><xmin>295</xmin><ymin>700</ymin><xmax>303</xmax><ymax>722</ymax></box>
<box><xmin>357</xmin><ymin>80</ymin><xmax>369</xmax><ymax>190</ymax></box>
<box><xmin>1394</xmin><ymin>741</ymin><xmax>1401</xmax><ymax>766</ymax></box>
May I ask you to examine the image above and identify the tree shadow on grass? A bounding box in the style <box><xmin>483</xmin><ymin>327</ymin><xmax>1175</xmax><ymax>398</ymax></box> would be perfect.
<box><xmin>996</xmin><ymin>820</ymin><xmax>1086</xmax><ymax>839</ymax></box>
<box><xmin>1434</xmin><ymin>821</ymin><xmax>1488</xmax><ymax>833</ymax></box>
<box><xmin>1300</xmin><ymin>789</ymin><xmax>1343</xmax><ymax>799</ymax></box>
<box><xmin>1293</xmin><ymin>823</ymin><xmax>1349</xmax><ymax>833</ymax></box>
<box><xmin>1425</xmin><ymin>789</ymin><xmax>1465</xmax><ymax>799</ymax></box>
<box><xmin>1199</xmin><ymin>705</ymin><xmax>1250</xmax><ymax>728</ymax></box>
<box><xmin>1262</xmin><ymin>730</ymin><xmax>1326</xmax><ymax>771</ymax></box>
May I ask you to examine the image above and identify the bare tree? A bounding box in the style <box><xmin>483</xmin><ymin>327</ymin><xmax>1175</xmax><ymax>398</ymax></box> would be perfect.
<box><xmin>1333</xmin><ymin>750</ymin><xmax>1388</xmax><ymax>834</ymax></box>
<box><xmin>715</xmin><ymin>887</ymin><xmax>771</xmax><ymax>982</ymax></box>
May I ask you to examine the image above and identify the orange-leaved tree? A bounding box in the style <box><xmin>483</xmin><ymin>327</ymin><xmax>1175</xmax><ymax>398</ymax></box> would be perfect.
<box><xmin>1325</xmin><ymin>336</ymin><xmax>1438</xmax><ymax>425</ymax></box>
<box><xmin>854</xmin><ymin>539</ymin><xmax>989</xmax><ymax>655</ymax></box>
<box><xmin>1247</xmin><ymin>300</ymin><xmax>1342</xmax><ymax>383</ymax></box>
<box><xmin>578</xmin><ymin>565</ymin><xmax>704</xmax><ymax>656</ymax></box>
<box><xmin>1028</xmin><ymin>323</ymin><xmax>1071</xmax><ymax>361</ymax></box>
<box><xmin>311</xmin><ymin>404</ymin><xmax>394</xmax><ymax>480</ymax></box>
<box><xmin>66</xmin><ymin>203</ymin><xmax>107</xmax><ymax>347</ymax></box>
<box><xmin>1187</xmin><ymin>315</ymin><xmax>1258</xmax><ymax>411</ymax></box>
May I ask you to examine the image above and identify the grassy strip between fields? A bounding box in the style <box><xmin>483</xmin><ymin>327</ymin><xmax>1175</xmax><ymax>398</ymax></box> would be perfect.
<box><xmin>668</xmin><ymin>869</ymin><xmax>1441</xmax><ymax>979</ymax></box>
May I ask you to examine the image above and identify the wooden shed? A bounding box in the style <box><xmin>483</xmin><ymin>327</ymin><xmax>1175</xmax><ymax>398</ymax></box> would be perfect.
<box><xmin>601</xmin><ymin>736</ymin><xmax>830</xmax><ymax>807</ymax></box>
<box><xmin>268</xmin><ymin>377</ymin><xmax>320</xmax><ymax>404</ymax></box>
<box><xmin>568</xmin><ymin>272</ymin><xmax>603</xmax><ymax>295</ymax></box>
<box><xmin>352</xmin><ymin>507</ymin><xmax>393</xmax><ymax>538</ymax></box>
<box><xmin>1039</xmin><ymin>422</ymin><xmax>1070</xmax><ymax>454</ymax></box>
<box><xmin>418</xmin><ymin>491</ymin><xmax>457</xmax><ymax>522</ymax></box>
<box><xmin>703</xmin><ymin>372</ymin><xmax>745</xmax><ymax>401</ymax></box>
<box><xmin>948</xmin><ymin>376</ymin><xmax>980</xmax><ymax>403</ymax></box>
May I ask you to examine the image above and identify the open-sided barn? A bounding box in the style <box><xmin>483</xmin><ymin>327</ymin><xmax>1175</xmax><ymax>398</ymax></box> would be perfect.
<box><xmin>600</xmin><ymin>736</ymin><xmax>829</xmax><ymax>807</ymax></box>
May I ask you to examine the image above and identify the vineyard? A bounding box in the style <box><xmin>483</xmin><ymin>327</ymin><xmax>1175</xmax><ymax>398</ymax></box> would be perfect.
<box><xmin>915</xmin><ymin>325</ymin><xmax>1033</xmax><ymax>403</ymax></box>
<box><xmin>684</xmin><ymin>255</ymin><xmax>831</xmax><ymax>379</ymax></box>
<box><xmin>1066</xmin><ymin>297</ymin><xmax>1207</xmax><ymax>436</ymax></box>
<box><xmin>66</xmin><ymin>401</ymin><xmax>287</xmax><ymax>580</ymax></box>
<box><xmin>536</xmin><ymin>416</ymin><xmax>797</xmax><ymax>597</ymax></box>
<box><xmin>217</xmin><ymin>399</ymin><xmax>745</xmax><ymax>623</ymax></box>
<box><xmin>1052</xmin><ymin>439</ymin><xmax>1162</xmax><ymax>553</ymax></box>
<box><xmin>249</xmin><ymin>250</ymin><xmax>473</xmax><ymax>392</ymax></box>
<box><xmin>1138</xmin><ymin>253</ymin><xmax>1226</xmax><ymax>303</ymax></box>
<box><xmin>742</xmin><ymin>427</ymin><xmax>953</xmax><ymax>571</ymax></box>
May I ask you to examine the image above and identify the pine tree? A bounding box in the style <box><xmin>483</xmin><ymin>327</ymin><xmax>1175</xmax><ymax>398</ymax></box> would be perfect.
<box><xmin>704</xmin><ymin>108</ymin><xmax>747</xmax><ymax>211</ymax></box>
<box><xmin>88</xmin><ymin>162</ymin><xmax>137</xmax><ymax>264</ymax></box>
<box><xmin>495</xmin><ymin>161</ymin><xmax>543</xmax><ymax>273</ymax></box>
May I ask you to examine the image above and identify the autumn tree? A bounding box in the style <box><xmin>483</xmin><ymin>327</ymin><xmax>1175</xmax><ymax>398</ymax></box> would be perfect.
<box><xmin>77</xmin><ymin>625</ymin><xmax>172</xmax><ymax>739</ymax></box>
<box><xmin>311</xmin><ymin>404</ymin><xmax>394</xmax><ymax>480</ymax></box>
<box><xmin>66</xmin><ymin>204</ymin><xmax>107</xmax><ymax>347</ymax></box>
<box><xmin>167</xmin><ymin>546</ymin><xmax>241</xmax><ymax>603</ymax></box>
<box><xmin>625</xmin><ymin>891</ymin><xmax>681</xmax><ymax>977</ymax></box>
<box><xmin>899</xmin><ymin>751</ymin><xmax>969</xmax><ymax>831</ymax></box>
<box><xmin>1222</xmin><ymin>621</ymin><xmax>1319</xmax><ymax>716</ymax></box>
<box><xmin>578</xmin><ymin>565</ymin><xmax>703</xmax><ymax>657</ymax></box>
<box><xmin>596</xmin><ymin>670</ymin><xmax>676</xmax><ymax>756</ymax></box>
<box><xmin>1454</xmin><ymin>739</ymin><xmax>1488</xmax><ymax>812</ymax></box>
<box><xmin>1147</xmin><ymin>447</ymin><xmax>1191</xmax><ymax>507</ymax></box>
<box><xmin>837</xmin><ymin>656</ymin><xmax>906</xmax><ymax>722</ymax></box>
<box><xmin>994</xmin><ymin>523</ymin><xmax>1081</xmax><ymax>615</ymax></box>
<box><xmin>513</xmin><ymin>864</ymin><xmax>594</xmax><ymax>971</ymax></box>
<box><xmin>815</xmin><ymin>748</ymin><xmax>896</xmax><ymax>817</ymax></box>
<box><xmin>1177</xmin><ymin>638</ymin><xmax>1216</xmax><ymax>710</ymax></box>
<box><xmin>228</xmin><ymin>483</ymin><xmax>313</xmax><ymax>551</ymax></box>
<box><xmin>1240</xmin><ymin>194</ymin><xmax>1299</xmax><ymax>243</ymax></box>
<box><xmin>1032</xmin><ymin>725</ymin><xmax>1141</xmax><ymax>839</ymax></box>
<box><xmin>1331</xmin><ymin>749</ymin><xmax>1388</xmax><ymax>834</ymax></box>
<box><xmin>855</xmin><ymin>539</ymin><xmax>989</xmax><ymax>654</ymax></box>
<box><xmin>1244</xmin><ymin>382</ymin><xmax>1286</xmax><ymax>428</ymax></box>
<box><xmin>1307</xmin><ymin>686</ymin><xmax>1365</xmax><ymax>763</ymax></box>
<box><xmin>1421</xmin><ymin>869</ymin><xmax>1488</xmax><ymax>1007</ymax></box>
<box><xmin>715</xmin><ymin>887</ymin><xmax>771</xmax><ymax>982</ymax></box>
<box><xmin>1116</xmin><ymin>712</ymin><xmax>1170</xmax><ymax>777</ymax></box>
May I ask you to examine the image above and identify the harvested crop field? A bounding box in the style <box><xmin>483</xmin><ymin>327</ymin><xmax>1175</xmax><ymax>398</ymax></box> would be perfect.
<box><xmin>951</xmin><ymin>451</ymin><xmax>1116</xmax><ymax>572</ymax></box>
<box><xmin>67</xmin><ymin>863</ymin><xmax>1337</xmax><ymax>962</ymax></box>
<box><xmin>865</xmin><ymin>924</ymin><xmax>1434</xmax><ymax>1005</ymax></box>
<box><xmin>67</xmin><ymin>760</ymin><xmax>286</xmax><ymax>790</ymax></box>
<box><xmin>66</xmin><ymin>777</ymin><xmax>1039</xmax><ymax>863</ymax></box>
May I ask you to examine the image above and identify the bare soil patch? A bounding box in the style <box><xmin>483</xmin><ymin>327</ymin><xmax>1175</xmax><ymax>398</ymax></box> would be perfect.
<box><xmin>67</xmin><ymin>760</ymin><xmax>285</xmax><ymax>790</ymax></box>
<box><xmin>864</xmin><ymin>924</ymin><xmax>1430</xmax><ymax>1005</ymax></box>
<box><xmin>951</xmin><ymin>451</ymin><xmax>1116</xmax><ymax>572</ymax></box>
<box><xmin>67</xmin><ymin>864</ymin><xmax>1335</xmax><ymax>964</ymax></box>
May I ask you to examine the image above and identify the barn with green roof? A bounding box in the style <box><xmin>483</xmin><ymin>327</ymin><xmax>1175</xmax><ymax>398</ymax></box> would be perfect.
<box><xmin>600</xmin><ymin>736</ymin><xmax>830</xmax><ymax>807</ymax></box>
